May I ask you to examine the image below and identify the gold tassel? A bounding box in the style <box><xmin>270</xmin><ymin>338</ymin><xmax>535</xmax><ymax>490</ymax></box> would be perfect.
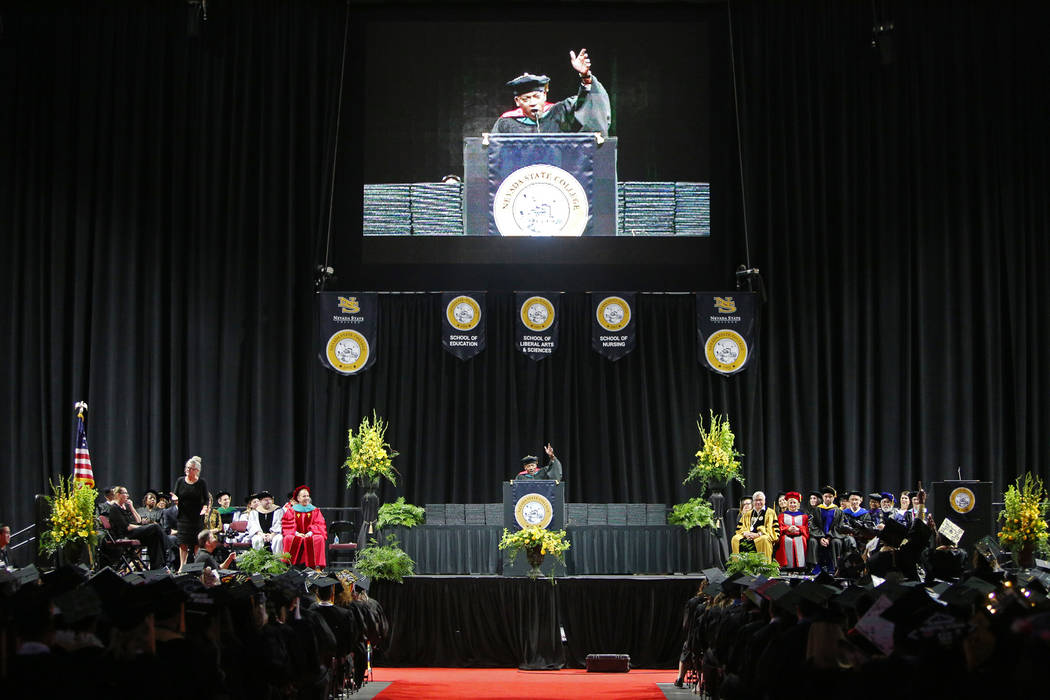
<box><xmin>368</xmin><ymin>521</ymin><xmax>373</xmax><ymax>534</ymax></box>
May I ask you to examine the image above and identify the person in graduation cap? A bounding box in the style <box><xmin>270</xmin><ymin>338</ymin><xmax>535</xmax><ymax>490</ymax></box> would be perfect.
<box><xmin>514</xmin><ymin>443</ymin><xmax>563</xmax><ymax>481</ymax></box>
<box><xmin>834</xmin><ymin>490</ymin><xmax>877</xmax><ymax>558</ymax></box>
<box><xmin>247</xmin><ymin>490</ymin><xmax>284</xmax><ymax>555</ymax></box>
<box><xmin>776</xmin><ymin>492</ymin><xmax>809</xmax><ymax>571</ymax></box>
<box><xmin>282</xmin><ymin>485</ymin><xmax>327</xmax><ymax>568</ymax></box>
<box><xmin>491</xmin><ymin>48</ymin><xmax>612</xmax><ymax>137</ymax></box>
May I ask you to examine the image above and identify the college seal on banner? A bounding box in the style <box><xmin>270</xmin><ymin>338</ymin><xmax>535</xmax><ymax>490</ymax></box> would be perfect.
<box><xmin>591</xmin><ymin>292</ymin><xmax>636</xmax><ymax>360</ymax></box>
<box><xmin>441</xmin><ymin>292</ymin><xmax>486</xmax><ymax>360</ymax></box>
<box><xmin>696</xmin><ymin>292</ymin><xmax>758</xmax><ymax>376</ymax></box>
<box><xmin>515</xmin><ymin>292</ymin><xmax>560</xmax><ymax>360</ymax></box>
<box><xmin>318</xmin><ymin>292</ymin><xmax>378</xmax><ymax>375</ymax></box>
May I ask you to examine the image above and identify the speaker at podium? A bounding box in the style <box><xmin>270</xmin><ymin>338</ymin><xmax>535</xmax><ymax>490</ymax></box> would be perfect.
<box><xmin>502</xmin><ymin>480</ymin><xmax>565</xmax><ymax>577</ymax></box>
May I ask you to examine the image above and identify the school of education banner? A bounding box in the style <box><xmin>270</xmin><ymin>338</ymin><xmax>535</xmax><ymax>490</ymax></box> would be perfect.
<box><xmin>441</xmin><ymin>292</ymin><xmax>486</xmax><ymax>360</ymax></box>
<box><xmin>515</xmin><ymin>292</ymin><xmax>561</xmax><ymax>361</ymax></box>
<box><xmin>487</xmin><ymin>135</ymin><xmax>595</xmax><ymax>237</ymax></box>
<box><xmin>696</xmin><ymin>292</ymin><xmax>758</xmax><ymax>376</ymax></box>
<box><xmin>318</xmin><ymin>292</ymin><xmax>378</xmax><ymax>375</ymax></box>
<box><xmin>591</xmin><ymin>292</ymin><xmax>636</xmax><ymax>361</ymax></box>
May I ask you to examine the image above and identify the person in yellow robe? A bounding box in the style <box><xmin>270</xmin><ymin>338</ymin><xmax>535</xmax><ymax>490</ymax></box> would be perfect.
<box><xmin>731</xmin><ymin>491</ymin><xmax>779</xmax><ymax>562</ymax></box>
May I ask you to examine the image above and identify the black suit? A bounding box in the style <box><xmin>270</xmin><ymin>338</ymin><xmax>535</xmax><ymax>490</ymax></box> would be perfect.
<box><xmin>107</xmin><ymin>502</ymin><xmax>165</xmax><ymax>569</ymax></box>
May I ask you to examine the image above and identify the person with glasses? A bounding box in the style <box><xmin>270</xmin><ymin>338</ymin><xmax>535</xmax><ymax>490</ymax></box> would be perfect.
<box><xmin>107</xmin><ymin>485</ymin><xmax>166</xmax><ymax>569</ymax></box>
<box><xmin>173</xmin><ymin>455</ymin><xmax>211</xmax><ymax>572</ymax></box>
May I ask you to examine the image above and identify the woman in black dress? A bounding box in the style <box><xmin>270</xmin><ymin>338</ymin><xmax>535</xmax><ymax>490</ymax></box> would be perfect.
<box><xmin>173</xmin><ymin>455</ymin><xmax>210</xmax><ymax>571</ymax></box>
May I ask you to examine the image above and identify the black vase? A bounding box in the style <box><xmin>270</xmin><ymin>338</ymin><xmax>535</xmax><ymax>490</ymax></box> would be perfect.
<box><xmin>357</xmin><ymin>479</ymin><xmax>380</xmax><ymax>552</ymax></box>
<box><xmin>707</xmin><ymin>481</ymin><xmax>728</xmax><ymax>524</ymax></box>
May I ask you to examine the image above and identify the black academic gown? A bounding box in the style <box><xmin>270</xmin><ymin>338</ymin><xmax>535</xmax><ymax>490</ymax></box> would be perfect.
<box><xmin>491</xmin><ymin>78</ymin><xmax>612</xmax><ymax>137</ymax></box>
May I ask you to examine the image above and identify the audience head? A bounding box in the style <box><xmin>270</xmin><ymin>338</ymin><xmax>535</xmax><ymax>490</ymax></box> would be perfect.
<box><xmin>157</xmin><ymin>494</ymin><xmax>170</xmax><ymax>509</ymax></box>
<box><xmin>198</xmin><ymin>529</ymin><xmax>218</xmax><ymax>550</ymax></box>
<box><xmin>185</xmin><ymin>455</ymin><xmax>203</xmax><ymax>480</ymax></box>
<box><xmin>848</xmin><ymin>491</ymin><xmax>863</xmax><ymax>510</ymax></box>
<box><xmin>821</xmin><ymin>486</ymin><xmax>837</xmax><ymax>506</ymax></box>
<box><xmin>0</xmin><ymin>522</ymin><xmax>10</xmax><ymax>548</ymax></box>
<box><xmin>900</xmin><ymin>491</ymin><xmax>911</xmax><ymax>511</ymax></box>
<box><xmin>879</xmin><ymin>492</ymin><xmax>895</xmax><ymax>512</ymax></box>
<box><xmin>808</xmin><ymin>492</ymin><xmax>821</xmax><ymax>508</ymax></box>
<box><xmin>256</xmin><ymin>491</ymin><xmax>273</xmax><ymax>510</ymax></box>
<box><xmin>113</xmin><ymin>486</ymin><xmax>130</xmax><ymax>505</ymax></box>
<box><xmin>776</xmin><ymin>493</ymin><xmax>788</xmax><ymax>512</ymax></box>
<box><xmin>216</xmin><ymin>491</ymin><xmax>231</xmax><ymax>508</ymax></box>
<box><xmin>739</xmin><ymin>497</ymin><xmax>752</xmax><ymax>513</ymax></box>
<box><xmin>786</xmin><ymin>492</ymin><xmax>801</xmax><ymax>511</ymax></box>
<box><xmin>293</xmin><ymin>485</ymin><xmax>312</xmax><ymax>506</ymax></box>
<box><xmin>751</xmin><ymin>491</ymin><xmax>766</xmax><ymax>511</ymax></box>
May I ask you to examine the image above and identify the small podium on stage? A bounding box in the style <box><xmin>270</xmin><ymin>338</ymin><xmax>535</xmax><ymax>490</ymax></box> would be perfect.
<box><xmin>502</xmin><ymin>480</ymin><xmax>565</xmax><ymax>577</ymax></box>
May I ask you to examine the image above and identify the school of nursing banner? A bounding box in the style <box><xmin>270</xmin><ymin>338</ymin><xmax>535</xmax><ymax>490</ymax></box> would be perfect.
<box><xmin>590</xmin><ymin>292</ymin><xmax>636</xmax><ymax>361</ymax></box>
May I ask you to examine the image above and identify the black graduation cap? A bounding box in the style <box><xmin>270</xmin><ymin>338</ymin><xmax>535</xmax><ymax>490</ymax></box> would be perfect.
<box><xmin>772</xmin><ymin>588</ymin><xmax>801</xmax><ymax>615</ymax></box>
<box><xmin>87</xmin><ymin>566</ymin><xmax>129</xmax><ymax>604</ymax></box>
<box><xmin>520</xmin><ymin>455</ymin><xmax>539</xmax><ymax>466</ymax></box>
<box><xmin>350</xmin><ymin>567</ymin><xmax>371</xmax><ymax>593</ymax></box>
<box><xmin>42</xmin><ymin>565</ymin><xmax>89</xmax><ymax>597</ymax></box>
<box><xmin>755</xmin><ymin>580</ymin><xmax>791</xmax><ymax>602</ymax></box>
<box><xmin>13</xmin><ymin>564</ymin><xmax>41</xmax><ymax>587</ymax></box>
<box><xmin>847</xmin><ymin>490</ymin><xmax>864</xmax><ymax>499</ymax></box>
<box><xmin>311</xmin><ymin>576</ymin><xmax>340</xmax><ymax>592</ymax></box>
<box><xmin>879</xmin><ymin>517</ymin><xmax>908</xmax><ymax>548</ymax></box>
<box><xmin>796</xmin><ymin>581</ymin><xmax>839</xmax><ymax>606</ymax></box>
<box><xmin>812</xmin><ymin>571</ymin><xmax>838</xmax><ymax>587</ymax></box>
<box><xmin>123</xmin><ymin>572</ymin><xmax>145</xmax><ymax>586</ymax></box>
<box><xmin>53</xmin><ymin>585</ymin><xmax>103</xmax><ymax>626</ymax></box>
<box><xmin>108</xmin><ymin>584</ymin><xmax>156</xmax><ymax>629</ymax></box>
<box><xmin>808</xmin><ymin>491</ymin><xmax>822</xmax><ymax>500</ymax></box>
<box><xmin>830</xmin><ymin>586</ymin><xmax>874</xmax><ymax>615</ymax></box>
<box><xmin>704</xmin><ymin>580</ymin><xmax>725</xmax><ymax>597</ymax></box>
<box><xmin>215</xmin><ymin>490</ymin><xmax>231</xmax><ymax>500</ymax></box>
<box><xmin>255</xmin><ymin>491</ymin><xmax>273</xmax><ymax>500</ymax></box>
<box><xmin>145</xmin><ymin>569</ymin><xmax>174</xmax><ymax>584</ymax></box>
<box><xmin>821</xmin><ymin>485</ymin><xmax>837</xmax><ymax>497</ymax></box>
<box><xmin>880</xmin><ymin>586</ymin><xmax>938</xmax><ymax>625</ymax></box>
<box><xmin>867</xmin><ymin>492</ymin><xmax>882</xmax><ymax>503</ymax></box>
<box><xmin>701</xmin><ymin>567</ymin><xmax>727</xmax><ymax>585</ymax></box>
<box><xmin>506</xmin><ymin>73</ymin><xmax>550</xmax><ymax>96</ymax></box>
<box><xmin>180</xmin><ymin>562</ymin><xmax>206</xmax><ymax>576</ymax></box>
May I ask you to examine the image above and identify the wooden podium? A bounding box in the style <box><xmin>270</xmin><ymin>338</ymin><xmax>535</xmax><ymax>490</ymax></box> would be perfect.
<box><xmin>502</xmin><ymin>480</ymin><xmax>565</xmax><ymax>577</ymax></box>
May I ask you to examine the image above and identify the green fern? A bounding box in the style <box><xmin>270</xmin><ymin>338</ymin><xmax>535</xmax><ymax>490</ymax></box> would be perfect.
<box><xmin>354</xmin><ymin>534</ymin><xmax>416</xmax><ymax>583</ymax></box>
<box><xmin>725</xmin><ymin>551</ymin><xmax>781</xmax><ymax>578</ymax></box>
<box><xmin>377</xmin><ymin>497</ymin><xmax>426</xmax><ymax>529</ymax></box>
<box><xmin>668</xmin><ymin>497</ymin><xmax>716</xmax><ymax>531</ymax></box>
<box><xmin>236</xmin><ymin>547</ymin><xmax>292</xmax><ymax>575</ymax></box>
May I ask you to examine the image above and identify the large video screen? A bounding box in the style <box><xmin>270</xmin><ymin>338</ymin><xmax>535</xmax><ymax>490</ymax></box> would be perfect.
<box><xmin>353</xmin><ymin>4</ymin><xmax>731</xmax><ymax>241</ymax></box>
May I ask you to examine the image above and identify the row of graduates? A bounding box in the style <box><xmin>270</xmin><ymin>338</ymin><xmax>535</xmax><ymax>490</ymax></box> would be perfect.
<box><xmin>0</xmin><ymin>562</ymin><xmax>387</xmax><ymax>699</ymax></box>
<box><xmin>732</xmin><ymin>487</ymin><xmax>935</xmax><ymax>573</ymax></box>
<box><xmin>682</xmin><ymin>516</ymin><xmax>1050</xmax><ymax>697</ymax></box>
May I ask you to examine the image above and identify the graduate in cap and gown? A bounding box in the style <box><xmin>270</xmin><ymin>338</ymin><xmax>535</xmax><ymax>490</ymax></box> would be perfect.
<box><xmin>491</xmin><ymin>48</ymin><xmax>612</xmax><ymax>137</ymax></box>
<box><xmin>282</xmin><ymin>485</ymin><xmax>327</xmax><ymax>568</ymax></box>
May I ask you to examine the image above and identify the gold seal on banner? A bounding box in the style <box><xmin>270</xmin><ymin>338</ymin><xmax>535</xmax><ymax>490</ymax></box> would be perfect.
<box><xmin>948</xmin><ymin>487</ymin><xmax>976</xmax><ymax>514</ymax></box>
<box><xmin>326</xmin><ymin>330</ymin><xmax>370</xmax><ymax>374</ymax></box>
<box><xmin>596</xmin><ymin>296</ymin><xmax>631</xmax><ymax>332</ymax></box>
<box><xmin>520</xmin><ymin>296</ymin><xmax>556</xmax><ymax>332</ymax></box>
<box><xmin>705</xmin><ymin>330</ymin><xmax>748</xmax><ymax>374</ymax></box>
<box><xmin>515</xmin><ymin>493</ymin><xmax>554</xmax><ymax>529</ymax></box>
<box><xmin>446</xmin><ymin>295</ymin><xmax>482</xmax><ymax>331</ymax></box>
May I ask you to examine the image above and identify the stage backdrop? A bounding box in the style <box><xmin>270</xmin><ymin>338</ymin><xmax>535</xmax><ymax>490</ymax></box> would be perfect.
<box><xmin>1</xmin><ymin>1</ymin><xmax>1048</xmax><ymax>536</ymax></box>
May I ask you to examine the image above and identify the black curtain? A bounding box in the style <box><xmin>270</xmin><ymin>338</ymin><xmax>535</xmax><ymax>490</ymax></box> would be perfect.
<box><xmin>2</xmin><ymin>1</ymin><xmax>1048</xmax><ymax>538</ymax></box>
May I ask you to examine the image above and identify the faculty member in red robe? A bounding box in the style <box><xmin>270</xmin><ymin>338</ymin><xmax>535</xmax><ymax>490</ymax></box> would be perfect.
<box><xmin>775</xmin><ymin>491</ymin><xmax>809</xmax><ymax>571</ymax></box>
<box><xmin>282</xmin><ymin>484</ymin><xmax>327</xmax><ymax>568</ymax></box>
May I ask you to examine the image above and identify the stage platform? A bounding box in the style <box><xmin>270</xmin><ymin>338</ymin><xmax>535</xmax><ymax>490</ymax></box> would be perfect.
<box><xmin>371</xmin><ymin>574</ymin><xmax>702</xmax><ymax>669</ymax></box>
<box><xmin>386</xmin><ymin>524</ymin><xmax>722</xmax><ymax>575</ymax></box>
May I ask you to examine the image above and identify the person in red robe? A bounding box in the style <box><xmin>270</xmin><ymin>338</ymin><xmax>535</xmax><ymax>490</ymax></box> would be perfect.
<box><xmin>775</xmin><ymin>491</ymin><xmax>809</xmax><ymax>571</ymax></box>
<box><xmin>282</xmin><ymin>484</ymin><xmax>327</xmax><ymax>568</ymax></box>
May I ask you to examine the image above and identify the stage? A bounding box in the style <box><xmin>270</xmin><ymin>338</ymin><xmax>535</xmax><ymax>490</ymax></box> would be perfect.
<box><xmin>371</xmin><ymin>574</ymin><xmax>701</xmax><ymax>669</ymax></box>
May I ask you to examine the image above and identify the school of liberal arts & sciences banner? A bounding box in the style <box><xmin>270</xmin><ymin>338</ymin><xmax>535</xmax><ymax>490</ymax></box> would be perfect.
<box><xmin>487</xmin><ymin>135</ymin><xmax>595</xmax><ymax>237</ymax></box>
<box><xmin>591</xmin><ymin>292</ymin><xmax>636</xmax><ymax>361</ymax></box>
<box><xmin>696</xmin><ymin>292</ymin><xmax>758</xmax><ymax>376</ymax></box>
<box><xmin>318</xmin><ymin>292</ymin><xmax>378</xmax><ymax>375</ymax></box>
<box><xmin>441</xmin><ymin>292</ymin><xmax>486</xmax><ymax>360</ymax></box>
<box><xmin>515</xmin><ymin>292</ymin><xmax>561</xmax><ymax>361</ymax></box>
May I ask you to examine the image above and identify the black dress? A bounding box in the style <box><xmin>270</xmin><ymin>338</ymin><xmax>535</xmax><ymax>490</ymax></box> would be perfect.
<box><xmin>174</xmin><ymin>476</ymin><xmax>209</xmax><ymax>547</ymax></box>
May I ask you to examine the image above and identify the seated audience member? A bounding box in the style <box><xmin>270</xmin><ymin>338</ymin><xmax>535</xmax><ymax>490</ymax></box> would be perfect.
<box><xmin>136</xmin><ymin>490</ymin><xmax>164</xmax><ymax>524</ymax></box>
<box><xmin>194</xmin><ymin>529</ymin><xmax>236</xmax><ymax>571</ymax></box>
<box><xmin>904</xmin><ymin>490</ymin><xmax>935</xmax><ymax>527</ymax></box>
<box><xmin>731</xmin><ymin>491</ymin><xmax>778</xmax><ymax>562</ymax></box>
<box><xmin>733</xmin><ymin>497</ymin><xmax>753</xmax><ymax>530</ymax></box>
<box><xmin>899</xmin><ymin>490</ymin><xmax>911</xmax><ymax>514</ymax></box>
<box><xmin>867</xmin><ymin>492</ymin><xmax>882</xmax><ymax>516</ymax></box>
<box><xmin>234</xmin><ymin>493</ymin><xmax>260</xmax><ymax>522</ymax></box>
<box><xmin>106</xmin><ymin>485</ymin><xmax>167</xmax><ymax>569</ymax></box>
<box><xmin>282</xmin><ymin>485</ymin><xmax>327</xmax><ymax>568</ymax></box>
<box><xmin>775</xmin><ymin>492</ymin><xmax>788</xmax><ymax>514</ymax></box>
<box><xmin>213</xmin><ymin>491</ymin><xmax>238</xmax><ymax>526</ymax></box>
<box><xmin>833</xmin><ymin>490</ymin><xmax>876</xmax><ymax>559</ymax></box>
<box><xmin>873</xmin><ymin>492</ymin><xmax>898</xmax><ymax>528</ymax></box>
<box><xmin>247</xmin><ymin>491</ymin><xmax>284</xmax><ymax>554</ymax></box>
<box><xmin>776</xmin><ymin>492</ymin><xmax>808</xmax><ymax>571</ymax></box>
<box><xmin>0</xmin><ymin>522</ymin><xmax>11</xmax><ymax>567</ymax></box>
<box><xmin>811</xmin><ymin>485</ymin><xmax>839</xmax><ymax>574</ymax></box>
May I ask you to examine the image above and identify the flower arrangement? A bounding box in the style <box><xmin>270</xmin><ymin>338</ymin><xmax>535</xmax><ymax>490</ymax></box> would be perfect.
<box><xmin>668</xmin><ymin>497</ymin><xmax>717</xmax><ymax>531</ymax></box>
<box><xmin>39</xmin><ymin>477</ymin><xmax>100</xmax><ymax>558</ymax></box>
<box><xmin>377</xmin><ymin>497</ymin><xmax>426</xmax><ymax>529</ymax></box>
<box><xmin>997</xmin><ymin>473</ymin><xmax>1049</xmax><ymax>563</ymax></box>
<box><xmin>354</xmin><ymin>534</ymin><xmax>416</xmax><ymax>583</ymax></box>
<box><xmin>499</xmin><ymin>526</ymin><xmax>571</xmax><ymax>579</ymax></box>
<box><xmin>343</xmin><ymin>411</ymin><xmax>399</xmax><ymax>488</ymax></box>
<box><xmin>236</xmin><ymin>548</ymin><xmax>292</xmax><ymax>575</ymax></box>
<box><xmin>725</xmin><ymin>551</ymin><xmax>781</xmax><ymax>578</ymax></box>
<box><xmin>684</xmin><ymin>411</ymin><xmax>745</xmax><ymax>494</ymax></box>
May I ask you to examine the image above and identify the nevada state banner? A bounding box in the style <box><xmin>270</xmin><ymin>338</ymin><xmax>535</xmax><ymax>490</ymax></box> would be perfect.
<box><xmin>590</xmin><ymin>292</ymin><xmax>636</xmax><ymax>361</ymax></box>
<box><xmin>441</xmin><ymin>292</ymin><xmax>486</xmax><ymax>360</ymax></box>
<box><xmin>515</xmin><ymin>292</ymin><xmax>561</xmax><ymax>361</ymax></box>
<box><xmin>318</xmin><ymin>292</ymin><xmax>378</xmax><ymax>375</ymax></box>
<box><xmin>696</xmin><ymin>292</ymin><xmax>758</xmax><ymax>376</ymax></box>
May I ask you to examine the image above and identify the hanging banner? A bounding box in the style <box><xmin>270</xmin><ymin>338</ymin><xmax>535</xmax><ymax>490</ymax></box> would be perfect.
<box><xmin>441</xmin><ymin>292</ymin><xmax>486</xmax><ymax>360</ymax></box>
<box><xmin>696</xmin><ymin>292</ymin><xmax>758</xmax><ymax>376</ymax></box>
<box><xmin>515</xmin><ymin>292</ymin><xmax>561</xmax><ymax>361</ymax></box>
<box><xmin>590</xmin><ymin>292</ymin><xmax>636</xmax><ymax>361</ymax></box>
<box><xmin>318</xmin><ymin>292</ymin><xmax>378</xmax><ymax>375</ymax></box>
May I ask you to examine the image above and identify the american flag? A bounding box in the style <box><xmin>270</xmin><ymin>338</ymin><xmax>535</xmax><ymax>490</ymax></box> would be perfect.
<box><xmin>73</xmin><ymin>403</ymin><xmax>95</xmax><ymax>487</ymax></box>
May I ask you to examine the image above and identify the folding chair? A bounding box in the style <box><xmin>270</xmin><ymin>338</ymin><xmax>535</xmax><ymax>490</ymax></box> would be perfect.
<box><xmin>328</xmin><ymin>520</ymin><xmax>358</xmax><ymax>564</ymax></box>
<box><xmin>97</xmin><ymin>514</ymin><xmax>146</xmax><ymax>573</ymax></box>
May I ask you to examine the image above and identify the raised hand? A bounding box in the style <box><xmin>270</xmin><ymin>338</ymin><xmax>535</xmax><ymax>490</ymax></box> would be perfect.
<box><xmin>545</xmin><ymin>443</ymin><xmax>555</xmax><ymax>459</ymax></box>
<box><xmin>569</xmin><ymin>48</ymin><xmax>591</xmax><ymax>76</ymax></box>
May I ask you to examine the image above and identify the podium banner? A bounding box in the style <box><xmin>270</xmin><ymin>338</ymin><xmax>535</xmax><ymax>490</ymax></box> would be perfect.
<box><xmin>318</xmin><ymin>292</ymin><xmax>378</xmax><ymax>375</ymax></box>
<box><xmin>515</xmin><ymin>292</ymin><xmax>561</xmax><ymax>361</ymax></box>
<box><xmin>696</xmin><ymin>292</ymin><xmax>758</xmax><ymax>376</ymax></box>
<box><xmin>591</xmin><ymin>292</ymin><xmax>636</xmax><ymax>361</ymax></box>
<box><xmin>487</xmin><ymin>134</ymin><xmax>595</xmax><ymax>237</ymax></box>
<box><xmin>441</xmin><ymin>292</ymin><xmax>486</xmax><ymax>360</ymax></box>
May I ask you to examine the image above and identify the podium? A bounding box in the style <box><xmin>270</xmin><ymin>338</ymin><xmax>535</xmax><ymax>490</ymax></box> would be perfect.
<box><xmin>930</xmin><ymin>481</ymin><xmax>994</xmax><ymax>549</ymax></box>
<box><xmin>464</xmin><ymin>134</ymin><xmax>617</xmax><ymax>236</ymax></box>
<box><xmin>502</xmin><ymin>480</ymin><xmax>565</xmax><ymax>577</ymax></box>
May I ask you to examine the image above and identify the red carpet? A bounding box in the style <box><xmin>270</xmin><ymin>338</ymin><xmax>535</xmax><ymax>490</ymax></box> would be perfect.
<box><xmin>373</xmin><ymin>667</ymin><xmax>670</xmax><ymax>699</ymax></box>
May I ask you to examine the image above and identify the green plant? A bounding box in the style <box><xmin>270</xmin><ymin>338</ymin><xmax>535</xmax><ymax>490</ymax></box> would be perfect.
<box><xmin>236</xmin><ymin>547</ymin><xmax>292</xmax><ymax>575</ymax></box>
<box><xmin>684</xmin><ymin>411</ymin><xmax>745</xmax><ymax>495</ymax></box>
<box><xmin>354</xmin><ymin>534</ymin><xmax>416</xmax><ymax>583</ymax></box>
<box><xmin>725</xmin><ymin>551</ymin><xmax>781</xmax><ymax>578</ymax></box>
<box><xmin>377</xmin><ymin>497</ymin><xmax>425</xmax><ymax>529</ymax></box>
<box><xmin>344</xmin><ymin>411</ymin><xmax>400</xmax><ymax>487</ymax></box>
<box><xmin>39</xmin><ymin>477</ymin><xmax>100</xmax><ymax>556</ymax></box>
<box><xmin>668</xmin><ymin>497</ymin><xmax>716</xmax><ymax>531</ymax></box>
<box><xmin>998</xmin><ymin>473</ymin><xmax>1050</xmax><ymax>560</ymax></box>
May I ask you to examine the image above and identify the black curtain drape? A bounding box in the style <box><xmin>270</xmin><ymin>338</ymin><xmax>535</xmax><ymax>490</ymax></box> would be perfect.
<box><xmin>1</xmin><ymin>1</ymin><xmax>1048</xmax><ymax>539</ymax></box>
